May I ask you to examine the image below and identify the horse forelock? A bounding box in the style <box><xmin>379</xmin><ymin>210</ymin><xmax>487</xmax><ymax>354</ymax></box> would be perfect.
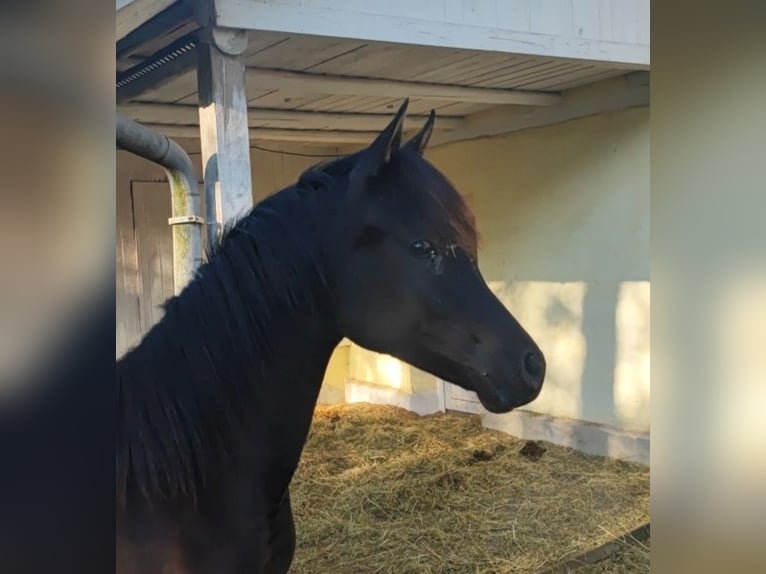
<box><xmin>389</xmin><ymin>150</ymin><xmax>479</xmax><ymax>257</ymax></box>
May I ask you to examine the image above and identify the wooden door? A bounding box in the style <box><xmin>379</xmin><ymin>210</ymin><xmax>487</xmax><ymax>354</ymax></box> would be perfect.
<box><xmin>116</xmin><ymin>181</ymin><xmax>175</xmax><ymax>358</ymax></box>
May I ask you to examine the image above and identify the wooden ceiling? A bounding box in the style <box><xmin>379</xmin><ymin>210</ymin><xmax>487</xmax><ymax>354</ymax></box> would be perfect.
<box><xmin>118</xmin><ymin>26</ymin><xmax>644</xmax><ymax>147</ymax></box>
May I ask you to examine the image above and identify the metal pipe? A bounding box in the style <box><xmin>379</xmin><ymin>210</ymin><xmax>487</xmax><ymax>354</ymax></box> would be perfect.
<box><xmin>116</xmin><ymin>112</ymin><xmax>204</xmax><ymax>294</ymax></box>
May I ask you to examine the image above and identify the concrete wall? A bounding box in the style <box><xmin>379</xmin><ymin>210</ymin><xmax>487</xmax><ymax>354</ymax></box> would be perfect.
<box><xmin>350</xmin><ymin>106</ymin><xmax>650</xmax><ymax>434</ymax></box>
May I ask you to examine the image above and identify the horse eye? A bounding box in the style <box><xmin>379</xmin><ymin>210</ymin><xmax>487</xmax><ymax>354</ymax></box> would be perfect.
<box><xmin>410</xmin><ymin>240</ymin><xmax>435</xmax><ymax>258</ymax></box>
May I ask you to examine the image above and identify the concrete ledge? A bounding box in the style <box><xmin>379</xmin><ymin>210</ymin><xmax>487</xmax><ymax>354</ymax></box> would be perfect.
<box><xmin>345</xmin><ymin>379</ymin><xmax>445</xmax><ymax>416</ymax></box>
<box><xmin>483</xmin><ymin>409</ymin><xmax>649</xmax><ymax>466</ymax></box>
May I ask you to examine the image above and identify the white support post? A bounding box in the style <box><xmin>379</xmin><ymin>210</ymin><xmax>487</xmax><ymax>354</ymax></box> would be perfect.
<box><xmin>197</xmin><ymin>27</ymin><xmax>253</xmax><ymax>247</ymax></box>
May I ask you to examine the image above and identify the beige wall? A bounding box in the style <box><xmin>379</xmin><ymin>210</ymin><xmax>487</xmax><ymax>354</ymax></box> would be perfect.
<box><xmin>350</xmin><ymin>107</ymin><xmax>650</xmax><ymax>432</ymax></box>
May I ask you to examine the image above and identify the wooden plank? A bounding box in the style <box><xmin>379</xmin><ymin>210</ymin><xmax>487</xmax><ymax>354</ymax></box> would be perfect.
<box><xmin>572</xmin><ymin>0</ymin><xmax>601</xmax><ymax>40</ymax></box>
<box><xmin>242</xmin><ymin>31</ymin><xmax>291</xmax><ymax>58</ymax></box>
<box><xmin>116</xmin><ymin>169</ymin><xmax>142</xmax><ymax>359</ymax></box>
<box><xmin>425</xmin><ymin>101</ymin><xmax>493</xmax><ymax>116</ymax></box>
<box><xmin>124</xmin><ymin>20</ymin><xmax>198</xmax><ymax>60</ymax></box>
<box><xmin>248</xmin><ymin>90</ymin><xmax>328</xmax><ymax>110</ymax></box>
<box><xmin>497</xmin><ymin>0</ymin><xmax>531</xmax><ymax>31</ymax></box>
<box><xmin>213</xmin><ymin>0</ymin><xmax>650</xmax><ymax>67</ymax></box>
<box><xmin>247</xmin><ymin>35</ymin><xmax>366</xmax><ymax>71</ymax></box>
<box><xmin>303</xmin><ymin>95</ymin><xmax>370</xmax><ymax>113</ymax></box>
<box><xmin>337</xmin><ymin>97</ymin><xmax>485</xmax><ymax>116</ymax></box>
<box><xmin>370</xmin><ymin>48</ymin><xmax>485</xmax><ymax>83</ymax></box>
<box><xmin>131</xmin><ymin>181</ymin><xmax>175</xmax><ymax>334</ymax></box>
<box><xmin>511</xmin><ymin>63</ymin><xmax>593</xmax><ymax>89</ymax></box>
<box><xmin>135</xmin><ymin>34</ymin><xmax>288</xmax><ymax>104</ymax></box>
<box><xmin>197</xmin><ymin>34</ymin><xmax>254</xmax><ymax>244</ymax></box>
<box><xmin>238</xmin><ymin>93</ymin><xmax>491</xmax><ymax>117</ymax></box>
<box><xmin>120</xmin><ymin>103</ymin><xmax>465</xmax><ymax>130</ymax></box>
<box><xmin>522</xmin><ymin>67</ymin><xmax>623</xmax><ymax>91</ymax></box>
<box><xmin>245</xmin><ymin>68</ymin><xmax>562</xmax><ymax>106</ymax></box>
<box><xmin>431</xmin><ymin>73</ymin><xmax>649</xmax><ymax>147</ymax></box>
<box><xmin>404</xmin><ymin>51</ymin><xmax>494</xmax><ymax>84</ymax></box>
<box><xmin>536</xmin><ymin>523</ymin><xmax>650</xmax><ymax>574</ymax></box>
<box><xmin>148</xmin><ymin>123</ymin><xmax>382</xmax><ymax>144</ymax></box>
<box><xmin>485</xmin><ymin>61</ymin><xmax>578</xmax><ymax>86</ymax></box>
<box><xmin>117</xmin><ymin>34</ymin><xmax>199</xmax><ymax>103</ymax></box>
<box><xmin>307</xmin><ymin>42</ymin><xmax>450</xmax><ymax>79</ymax></box>
<box><xmin>610</xmin><ymin>0</ymin><xmax>628</xmax><ymax>44</ymax></box>
<box><xmin>636</xmin><ymin>2</ymin><xmax>650</xmax><ymax>46</ymax></box>
<box><xmin>338</xmin><ymin>97</ymin><xmax>401</xmax><ymax>113</ymax></box>
<box><xmin>529</xmin><ymin>0</ymin><xmax>573</xmax><ymax>36</ymax></box>
<box><xmin>138</xmin><ymin>69</ymin><xmax>198</xmax><ymax>103</ymax></box>
<box><xmin>597</xmin><ymin>0</ymin><xmax>614</xmax><ymax>41</ymax></box>
<box><xmin>427</xmin><ymin>54</ymin><xmax>522</xmax><ymax>86</ymax></box>
<box><xmin>462</xmin><ymin>58</ymin><xmax>559</xmax><ymax>88</ymax></box>
<box><xmin>116</xmin><ymin>0</ymin><xmax>177</xmax><ymax>42</ymax></box>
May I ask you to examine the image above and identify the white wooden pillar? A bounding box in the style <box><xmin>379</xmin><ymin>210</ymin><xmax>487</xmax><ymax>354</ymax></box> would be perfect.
<box><xmin>197</xmin><ymin>27</ymin><xmax>253</xmax><ymax>247</ymax></box>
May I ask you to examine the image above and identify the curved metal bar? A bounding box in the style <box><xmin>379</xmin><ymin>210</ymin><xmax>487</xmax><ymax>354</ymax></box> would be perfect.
<box><xmin>117</xmin><ymin>112</ymin><xmax>204</xmax><ymax>293</ymax></box>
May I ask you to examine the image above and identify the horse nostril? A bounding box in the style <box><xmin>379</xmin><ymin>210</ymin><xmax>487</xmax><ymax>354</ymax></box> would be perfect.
<box><xmin>522</xmin><ymin>351</ymin><xmax>545</xmax><ymax>383</ymax></box>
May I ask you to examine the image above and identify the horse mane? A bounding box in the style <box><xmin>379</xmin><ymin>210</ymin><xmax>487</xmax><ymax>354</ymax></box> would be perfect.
<box><xmin>116</xmin><ymin>161</ymin><xmax>347</xmax><ymax>507</ymax></box>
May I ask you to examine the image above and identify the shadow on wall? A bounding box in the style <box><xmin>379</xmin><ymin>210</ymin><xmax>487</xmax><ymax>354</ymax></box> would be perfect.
<box><xmin>488</xmin><ymin>280</ymin><xmax>650</xmax><ymax>434</ymax></box>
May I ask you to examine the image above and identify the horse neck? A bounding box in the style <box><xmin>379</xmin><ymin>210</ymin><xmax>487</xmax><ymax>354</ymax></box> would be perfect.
<box><xmin>117</xmin><ymin>185</ymin><xmax>343</xmax><ymax>505</ymax></box>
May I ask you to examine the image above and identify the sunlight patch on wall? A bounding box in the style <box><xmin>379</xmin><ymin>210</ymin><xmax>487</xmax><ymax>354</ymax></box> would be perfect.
<box><xmin>376</xmin><ymin>355</ymin><xmax>406</xmax><ymax>391</ymax></box>
<box><xmin>348</xmin><ymin>345</ymin><xmax>411</xmax><ymax>393</ymax></box>
<box><xmin>488</xmin><ymin>280</ymin><xmax>587</xmax><ymax>420</ymax></box>
<box><xmin>614</xmin><ymin>281</ymin><xmax>650</xmax><ymax>431</ymax></box>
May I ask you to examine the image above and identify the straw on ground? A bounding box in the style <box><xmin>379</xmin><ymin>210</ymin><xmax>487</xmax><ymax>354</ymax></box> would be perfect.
<box><xmin>289</xmin><ymin>403</ymin><xmax>649</xmax><ymax>574</ymax></box>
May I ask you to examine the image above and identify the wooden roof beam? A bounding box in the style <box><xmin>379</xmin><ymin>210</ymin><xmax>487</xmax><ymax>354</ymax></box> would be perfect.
<box><xmin>430</xmin><ymin>73</ymin><xmax>650</xmax><ymax>148</ymax></box>
<box><xmin>120</xmin><ymin>103</ymin><xmax>467</xmax><ymax>132</ymax></box>
<box><xmin>245</xmin><ymin>68</ymin><xmax>562</xmax><ymax>107</ymax></box>
<box><xmin>213</xmin><ymin>0</ymin><xmax>649</xmax><ymax>68</ymax></box>
<box><xmin>145</xmin><ymin>124</ymin><xmax>383</xmax><ymax>144</ymax></box>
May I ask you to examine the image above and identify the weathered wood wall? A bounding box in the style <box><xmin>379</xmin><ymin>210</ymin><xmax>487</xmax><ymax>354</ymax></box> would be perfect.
<box><xmin>116</xmin><ymin>142</ymin><xmax>347</xmax><ymax>358</ymax></box>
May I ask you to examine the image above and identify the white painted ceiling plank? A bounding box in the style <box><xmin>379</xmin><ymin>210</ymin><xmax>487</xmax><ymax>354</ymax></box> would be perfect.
<box><xmin>213</xmin><ymin>0</ymin><xmax>649</xmax><ymax>67</ymax></box>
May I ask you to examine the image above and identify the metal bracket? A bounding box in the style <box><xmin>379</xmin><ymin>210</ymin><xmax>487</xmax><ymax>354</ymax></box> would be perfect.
<box><xmin>168</xmin><ymin>215</ymin><xmax>206</xmax><ymax>226</ymax></box>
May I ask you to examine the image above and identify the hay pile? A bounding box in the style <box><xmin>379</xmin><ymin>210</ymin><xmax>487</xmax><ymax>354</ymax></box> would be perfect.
<box><xmin>289</xmin><ymin>403</ymin><xmax>649</xmax><ymax>574</ymax></box>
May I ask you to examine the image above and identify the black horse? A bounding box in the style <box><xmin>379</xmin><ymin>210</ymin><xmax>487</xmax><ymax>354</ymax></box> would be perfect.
<box><xmin>116</xmin><ymin>100</ymin><xmax>546</xmax><ymax>574</ymax></box>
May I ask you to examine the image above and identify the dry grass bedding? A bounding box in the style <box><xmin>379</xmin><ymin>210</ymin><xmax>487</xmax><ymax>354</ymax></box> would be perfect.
<box><xmin>288</xmin><ymin>403</ymin><xmax>649</xmax><ymax>574</ymax></box>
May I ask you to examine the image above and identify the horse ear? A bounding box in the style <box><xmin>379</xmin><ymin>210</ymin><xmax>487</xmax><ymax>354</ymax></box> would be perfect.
<box><xmin>352</xmin><ymin>98</ymin><xmax>408</xmax><ymax>181</ymax></box>
<box><xmin>402</xmin><ymin>109</ymin><xmax>435</xmax><ymax>156</ymax></box>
